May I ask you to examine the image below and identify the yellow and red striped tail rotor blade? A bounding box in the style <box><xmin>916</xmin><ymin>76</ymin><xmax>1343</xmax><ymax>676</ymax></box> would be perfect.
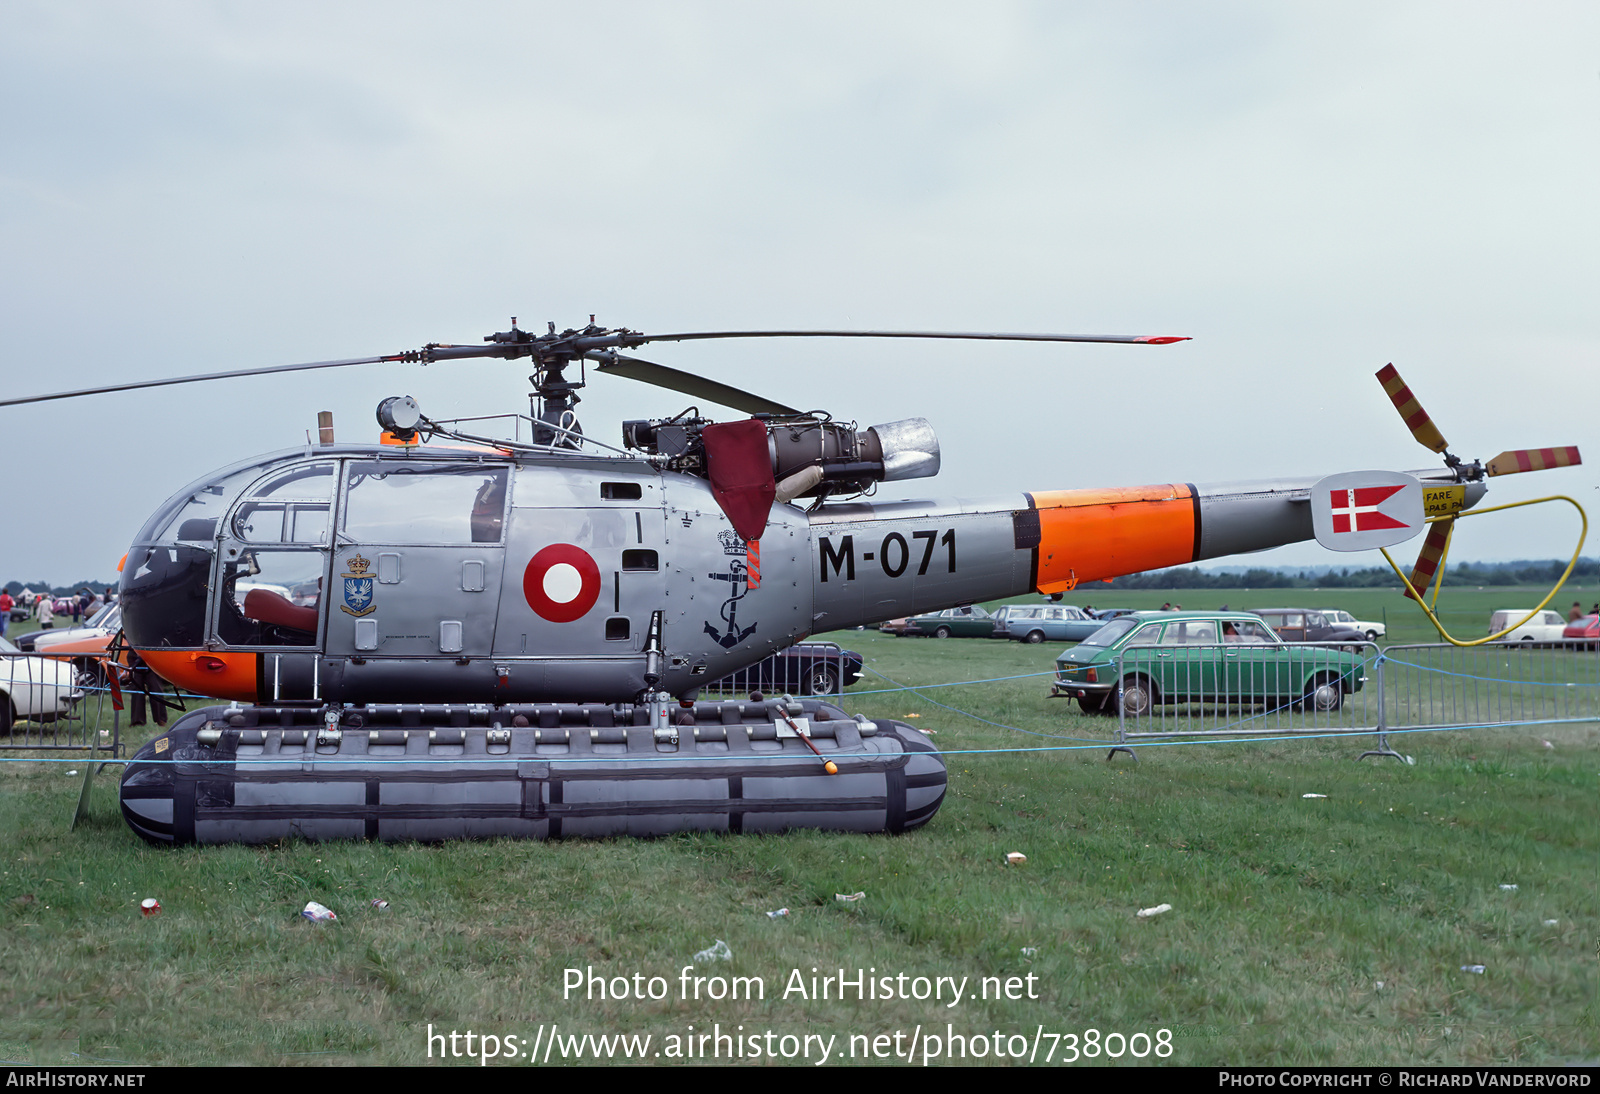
<box><xmin>1376</xmin><ymin>363</ymin><xmax>1450</xmax><ymax>454</ymax></box>
<box><xmin>1403</xmin><ymin>519</ymin><xmax>1453</xmax><ymax>601</ymax></box>
<box><xmin>1486</xmin><ymin>446</ymin><xmax>1582</xmax><ymax>477</ymax></box>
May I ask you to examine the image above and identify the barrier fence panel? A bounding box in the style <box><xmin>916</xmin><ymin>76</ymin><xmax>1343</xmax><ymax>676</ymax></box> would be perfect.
<box><xmin>1378</xmin><ymin>641</ymin><xmax>1600</xmax><ymax>732</ymax></box>
<box><xmin>1102</xmin><ymin>638</ymin><xmax>1600</xmax><ymax>760</ymax></box>
<box><xmin>1108</xmin><ymin>641</ymin><xmax>1380</xmax><ymax>756</ymax></box>
<box><xmin>0</xmin><ymin>651</ymin><xmax>123</xmax><ymax>754</ymax></box>
<box><xmin>700</xmin><ymin>642</ymin><xmax>847</xmax><ymax>700</ymax></box>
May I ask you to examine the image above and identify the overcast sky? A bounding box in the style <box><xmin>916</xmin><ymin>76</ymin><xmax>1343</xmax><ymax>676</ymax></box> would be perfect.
<box><xmin>2</xmin><ymin>1</ymin><xmax>1595</xmax><ymax>585</ymax></box>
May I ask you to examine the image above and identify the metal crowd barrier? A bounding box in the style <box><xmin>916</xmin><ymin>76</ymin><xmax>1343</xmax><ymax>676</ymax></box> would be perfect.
<box><xmin>1103</xmin><ymin>639</ymin><xmax>1600</xmax><ymax>761</ymax></box>
<box><xmin>700</xmin><ymin>642</ymin><xmax>848</xmax><ymax>699</ymax></box>
<box><xmin>0</xmin><ymin>650</ymin><xmax>124</xmax><ymax>754</ymax></box>
<box><xmin>1377</xmin><ymin>641</ymin><xmax>1600</xmax><ymax>733</ymax></box>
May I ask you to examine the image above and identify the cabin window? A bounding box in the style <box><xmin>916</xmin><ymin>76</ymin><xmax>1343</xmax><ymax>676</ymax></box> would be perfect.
<box><xmin>601</xmin><ymin>482</ymin><xmax>643</xmax><ymax>500</ymax></box>
<box><xmin>342</xmin><ymin>462</ymin><xmax>509</xmax><ymax>544</ymax></box>
<box><xmin>621</xmin><ymin>549</ymin><xmax>659</xmax><ymax>572</ymax></box>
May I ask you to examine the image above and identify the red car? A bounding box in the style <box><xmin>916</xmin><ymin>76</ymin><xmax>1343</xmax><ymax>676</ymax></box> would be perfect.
<box><xmin>1562</xmin><ymin>614</ymin><xmax>1599</xmax><ymax>650</ymax></box>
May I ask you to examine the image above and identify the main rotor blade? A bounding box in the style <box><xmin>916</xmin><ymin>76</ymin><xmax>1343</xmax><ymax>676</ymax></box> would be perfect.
<box><xmin>623</xmin><ymin>329</ymin><xmax>1191</xmax><ymax>348</ymax></box>
<box><xmin>1486</xmin><ymin>446</ymin><xmax>1582</xmax><ymax>477</ymax></box>
<box><xmin>1375</xmin><ymin>364</ymin><xmax>1451</xmax><ymax>454</ymax></box>
<box><xmin>0</xmin><ymin>354</ymin><xmax>400</xmax><ymax>408</ymax></box>
<box><xmin>1403</xmin><ymin>518</ymin><xmax>1453</xmax><ymax>601</ymax></box>
<box><xmin>591</xmin><ymin>354</ymin><xmax>800</xmax><ymax>416</ymax></box>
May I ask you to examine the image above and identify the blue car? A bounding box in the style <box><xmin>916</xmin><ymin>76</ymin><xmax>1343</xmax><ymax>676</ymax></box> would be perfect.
<box><xmin>992</xmin><ymin>604</ymin><xmax>1107</xmax><ymax>644</ymax></box>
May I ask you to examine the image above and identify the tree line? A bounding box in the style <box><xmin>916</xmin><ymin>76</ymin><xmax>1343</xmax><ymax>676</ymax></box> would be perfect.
<box><xmin>1097</xmin><ymin>557</ymin><xmax>1599</xmax><ymax>590</ymax></box>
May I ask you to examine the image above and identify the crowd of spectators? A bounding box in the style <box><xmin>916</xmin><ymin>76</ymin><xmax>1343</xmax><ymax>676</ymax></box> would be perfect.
<box><xmin>0</xmin><ymin>587</ymin><xmax>112</xmax><ymax>639</ymax></box>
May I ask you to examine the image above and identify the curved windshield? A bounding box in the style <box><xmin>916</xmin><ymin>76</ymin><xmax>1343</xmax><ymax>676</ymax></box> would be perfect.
<box><xmin>1081</xmin><ymin>618</ymin><xmax>1139</xmax><ymax>647</ymax></box>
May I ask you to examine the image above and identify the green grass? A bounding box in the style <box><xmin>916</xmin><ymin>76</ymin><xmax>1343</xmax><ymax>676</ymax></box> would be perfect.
<box><xmin>0</xmin><ymin>587</ymin><xmax>1595</xmax><ymax>1066</ymax></box>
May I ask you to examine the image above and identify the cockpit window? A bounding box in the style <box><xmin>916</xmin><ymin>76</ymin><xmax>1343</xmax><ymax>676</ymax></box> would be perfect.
<box><xmin>342</xmin><ymin>462</ymin><xmax>509</xmax><ymax>544</ymax></box>
<box><xmin>231</xmin><ymin>463</ymin><xmax>335</xmax><ymax>545</ymax></box>
<box><xmin>215</xmin><ymin>549</ymin><xmax>325</xmax><ymax>647</ymax></box>
<box><xmin>153</xmin><ymin>466</ymin><xmax>265</xmax><ymax>543</ymax></box>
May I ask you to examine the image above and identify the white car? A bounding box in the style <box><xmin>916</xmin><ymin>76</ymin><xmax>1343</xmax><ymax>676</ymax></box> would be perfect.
<box><xmin>1488</xmin><ymin>609</ymin><xmax>1568</xmax><ymax>644</ymax></box>
<box><xmin>0</xmin><ymin>636</ymin><xmax>84</xmax><ymax>725</ymax></box>
<box><xmin>1319</xmin><ymin>609</ymin><xmax>1386</xmax><ymax>641</ymax></box>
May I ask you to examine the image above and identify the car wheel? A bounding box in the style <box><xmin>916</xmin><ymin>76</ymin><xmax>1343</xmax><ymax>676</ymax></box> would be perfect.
<box><xmin>934</xmin><ymin>626</ymin><xmax>952</xmax><ymax>639</ymax></box>
<box><xmin>1118</xmin><ymin>675</ymin><xmax>1156</xmax><ymax>717</ymax></box>
<box><xmin>1303</xmin><ymin>673</ymin><xmax>1343</xmax><ymax>713</ymax></box>
<box><xmin>805</xmin><ymin>666</ymin><xmax>840</xmax><ymax>696</ymax></box>
<box><xmin>1365</xmin><ymin>630</ymin><xmax>1379</xmax><ymax>642</ymax></box>
<box><xmin>0</xmin><ymin>693</ymin><xmax>12</xmax><ymax>734</ymax></box>
<box><xmin>1024</xmin><ymin>630</ymin><xmax>1045</xmax><ymax>644</ymax></box>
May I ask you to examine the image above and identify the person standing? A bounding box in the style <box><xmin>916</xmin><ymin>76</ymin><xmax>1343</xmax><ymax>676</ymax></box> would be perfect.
<box><xmin>0</xmin><ymin>590</ymin><xmax>11</xmax><ymax>638</ymax></box>
<box><xmin>36</xmin><ymin>594</ymin><xmax>54</xmax><ymax>630</ymax></box>
<box><xmin>1570</xmin><ymin>601</ymin><xmax>1585</xmax><ymax>623</ymax></box>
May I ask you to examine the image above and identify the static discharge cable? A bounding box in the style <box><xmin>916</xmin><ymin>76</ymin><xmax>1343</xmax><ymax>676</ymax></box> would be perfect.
<box><xmin>9</xmin><ymin>655</ymin><xmax>1591</xmax><ymax>769</ymax></box>
<box><xmin>861</xmin><ymin>665</ymin><xmax>1109</xmax><ymax>743</ymax></box>
<box><xmin>1373</xmin><ymin>651</ymin><xmax>1600</xmax><ymax>687</ymax></box>
<box><xmin>1</xmin><ymin>720</ymin><xmax>1559</xmax><ymax>768</ymax></box>
<box><xmin>846</xmin><ymin>669</ymin><xmax>1058</xmax><ymax>695</ymax></box>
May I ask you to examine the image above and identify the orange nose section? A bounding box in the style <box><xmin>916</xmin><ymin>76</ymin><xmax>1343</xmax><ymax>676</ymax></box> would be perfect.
<box><xmin>137</xmin><ymin>650</ymin><xmax>259</xmax><ymax>703</ymax></box>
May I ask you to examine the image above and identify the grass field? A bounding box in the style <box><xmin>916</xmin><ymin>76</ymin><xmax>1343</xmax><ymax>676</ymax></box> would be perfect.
<box><xmin>0</xmin><ymin>586</ymin><xmax>1595</xmax><ymax>1066</ymax></box>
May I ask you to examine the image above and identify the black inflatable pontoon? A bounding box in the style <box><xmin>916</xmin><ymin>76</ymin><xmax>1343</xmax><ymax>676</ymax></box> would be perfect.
<box><xmin>120</xmin><ymin>698</ymin><xmax>946</xmax><ymax>844</ymax></box>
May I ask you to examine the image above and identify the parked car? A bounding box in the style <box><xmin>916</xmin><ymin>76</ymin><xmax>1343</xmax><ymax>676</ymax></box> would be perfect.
<box><xmin>1051</xmin><ymin>610</ymin><xmax>1366</xmax><ymax>716</ymax></box>
<box><xmin>13</xmin><ymin>602</ymin><xmax>119</xmax><ymax>652</ymax></box>
<box><xmin>993</xmin><ymin>604</ymin><xmax>1106</xmax><ymax>644</ymax></box>
<box><xmin>1251</xmin><ymin>609</ymin><xmax>1367</xmax><ymax>646</ymax></box>
<box><xmin>1563</xmin><ymin>614</ymin><xmax>1599</xmax><ymax>650</ymax></box>
<box><xmin>1317</xmin><ymin>609</ymin><xmax>1386</xmax><ymax>641</ymax></box>
<box><xmin>903</xmin><ymin>605</ymin><xmax>996</xmax><ymax>638</ymax></box>
<box><xmin>29</xmin><ymin>604</ymin><xmax>122</xmax><ymax>652</ymax></box>
<box><xmin>878</xmin><ymin>617</ymin><xmax>911</xmax><ymax>636</ymax></box>
<box><xmin>0</xmin><ymin>636</ymin><xmax>84</xmax><ymax>726</ymax></box>
<box><xmin>705</xmin><ymin>642</ymin><xmax>864</xmax><ymax>696</ymax></box>
<box><xmin>1488</xmin><ymin>609</ymin><xmax>1569</xmax><ymax>644</ymax></box>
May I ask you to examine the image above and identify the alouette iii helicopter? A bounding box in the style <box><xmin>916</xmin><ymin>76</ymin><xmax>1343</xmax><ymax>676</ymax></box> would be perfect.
<box><xmin>2</xmin><ymin>320</ymin><xmax>1580</xmax><ymax>845</ymax></box>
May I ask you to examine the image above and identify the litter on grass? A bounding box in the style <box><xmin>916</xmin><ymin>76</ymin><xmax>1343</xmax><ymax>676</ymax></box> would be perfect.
<box><xmin>139</xmin><ymin>898</ymin><xmax>160</xmax><ymax>917</ymax></box>
<box><xmin>1005</xmin><ymin>852</ymin><xmax>1027</xmax><ymax>865</ymax></box>
<box><xmin>693</xmin><ymin>940</ymin><xmax>733</xmax><ymax>963</ymax></box>
<box><xmin>1302</xmin><ymin>793</ymin><xmax>1327</xmax><ymax>799</ymax></box>
<box><xmin>1499</xmin><ymin>884</ymin><xmax>1518</xmax><ymax>891</ymax></box>
<box><xmin>766</xmin><ymin>908</ymin><xmax>789</xmax><ymax>919</ymax></box>
<box><xmin>301</xmin><ymin>901</ymin><xmax>337</xmax><ymax>923</ymax></box>
<box><xmin>835</xmin><ymin>891</ymin><xmax>866</xmax><ymax>903</ymax></box>
<box><xmin>1461</xmin><ymin>965</ymin><xmax>1486</xmax><ymax>974</ymax></box>
<box><xmin>1136</xmin><ymin>903</ymin><xmax>1173</xmax><ymax>918</ymax></box>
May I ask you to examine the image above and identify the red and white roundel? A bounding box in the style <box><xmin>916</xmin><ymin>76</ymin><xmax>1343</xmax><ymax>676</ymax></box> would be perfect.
<box><xmin>523</xmin><ymin>544</ymin><xmax>601</xmax><ymax>622</ymax></box>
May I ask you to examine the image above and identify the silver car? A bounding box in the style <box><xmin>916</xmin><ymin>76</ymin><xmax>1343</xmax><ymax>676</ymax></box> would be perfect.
<box><xmin>993</xmin><ymin>604</ymin><xmax>1106</xmax><ymax>644</ymax></box>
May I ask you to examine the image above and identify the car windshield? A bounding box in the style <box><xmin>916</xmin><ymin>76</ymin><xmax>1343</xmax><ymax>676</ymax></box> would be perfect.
<box><xmin>1081</xmin><ymin>618</ymin><xmax>1139</xmax><ymax>647</ymax></box>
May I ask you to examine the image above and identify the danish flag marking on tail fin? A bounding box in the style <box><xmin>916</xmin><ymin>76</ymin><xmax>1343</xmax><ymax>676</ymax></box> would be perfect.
<box><xmin>1330</xmin><ymin>485</ymin><xmax>1410</xmax><ymax>534</ymax></box>
<box><xmin>1311</xmin><ymin>471</ymin><xmax>1425</xmax><ymax>552</ymax></box>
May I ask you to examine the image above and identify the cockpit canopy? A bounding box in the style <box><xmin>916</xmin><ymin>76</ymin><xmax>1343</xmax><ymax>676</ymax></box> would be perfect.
<box><xmin>120</xmin><ymin>448</ymin><xmax>511</xmax><ymax>651</ymax></box>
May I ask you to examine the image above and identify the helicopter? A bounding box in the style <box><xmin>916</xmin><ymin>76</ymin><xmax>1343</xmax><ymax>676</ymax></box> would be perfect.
<box><xmin>1</xmin><ymin>320</ymin><xmax>1579</xmax><ymax>844</ymax></box>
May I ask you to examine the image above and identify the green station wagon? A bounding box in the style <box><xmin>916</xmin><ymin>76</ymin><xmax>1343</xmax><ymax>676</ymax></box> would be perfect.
<box><xmin>1051</xmin><ymin>611</ymin><xmax>1366</xmax><ymax>717</ymax></box>
<box><xmin>903</xmin><ymin>605</ymin><xmax>996</xmax><ymax>638</ymax></box>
